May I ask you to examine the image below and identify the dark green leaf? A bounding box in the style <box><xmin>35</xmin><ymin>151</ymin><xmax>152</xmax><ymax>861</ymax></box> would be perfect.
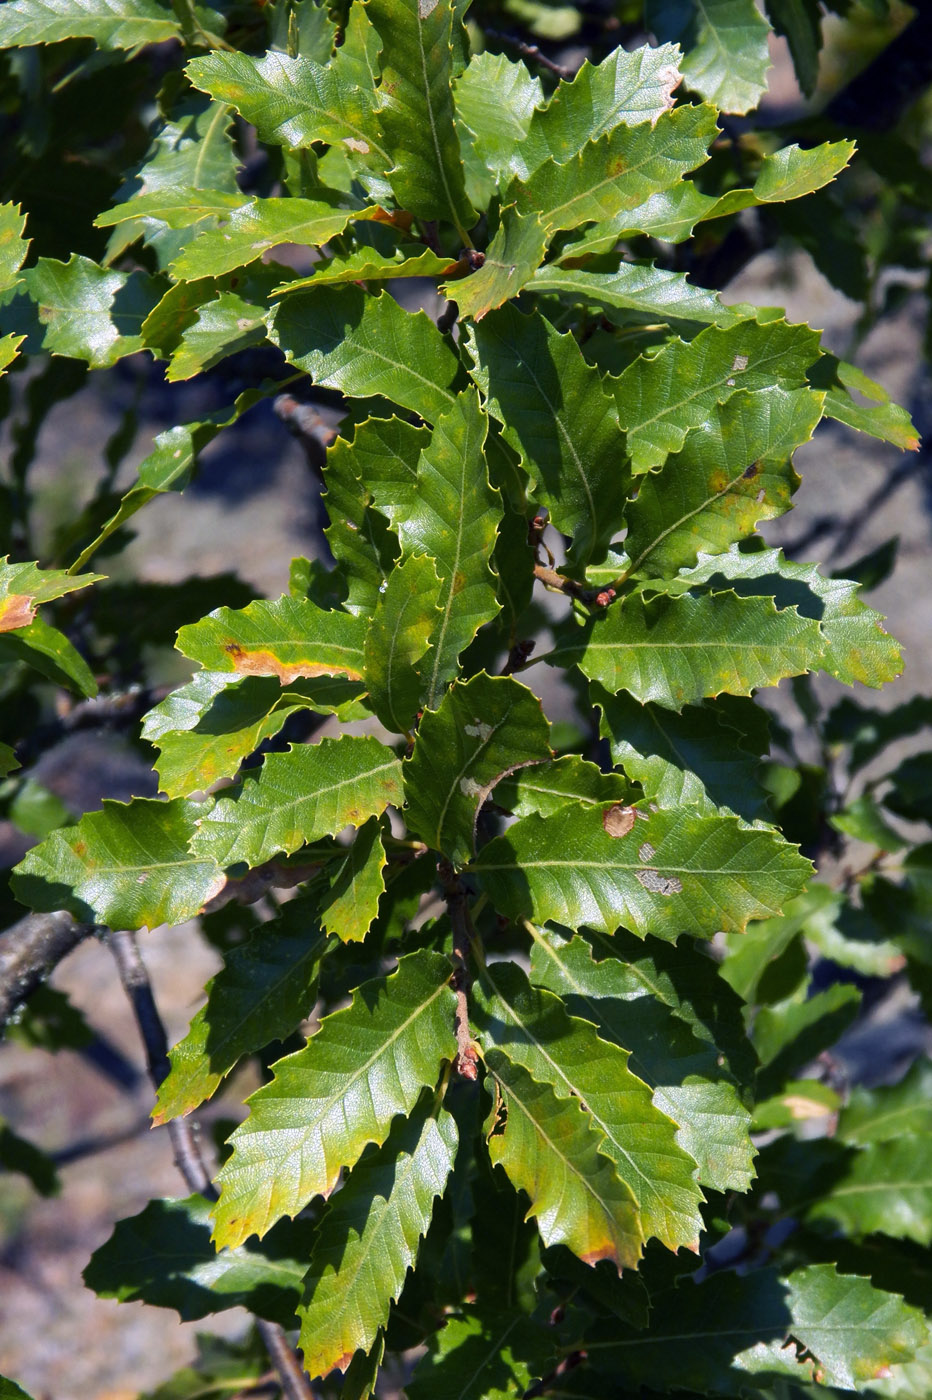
<box><xmin>22</xmin><ymin>257</ymin><xmax>161</xmax><ymax>368</ymax></box>
<box><xmin>404</xmin><ymin>672</ymin><xmax>552</xmax><ymax>865</ymax></box>
<box><xmin>364</xmin><ymin>554</ymin><xmax>442</xmax><ymax>734</ymax></box>
<box><xmin>319</xmin><ymin>817</ymin><xmax>387</xmax><ymax>943</ymax></box>
<box><xmin>154</xmin><ymin>911</ymin><xmax>329</xmax><ymax>1123</ymax></box>
<box><xmin>0</xmin><ymin>0</ymin><xmax>179</xmax><ymax>48</ymax></box>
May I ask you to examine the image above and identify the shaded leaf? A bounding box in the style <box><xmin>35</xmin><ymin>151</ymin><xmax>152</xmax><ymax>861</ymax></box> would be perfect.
<box><xmin>0</xmin><ymin>614</ymin><xmax>98</xmax><ymax>697</ymax></box>
<box><xmin>404</xmin><ymin>672</ymin><xmax>552</xmax><ymax>865</ymax></box>
<box><xmin>473</xmin><ymin>802</ymin><xmax>811</xmax><ymax>939</ymax></box>
<box><xmin>270</xmin><ymin>286</ymin><xmax>462</xmax><ymax>424</ymax></box>
<box><xmin>585</xmin><ymin>1264</ymin><xmax>928</xmax><ymax>1392</ymax></box>
<box><xmin>0</xmin><ymin>202</ymin><xmax>30</xmax><ymax>294</ymax></box>
<box><xmin>596</xmin><ymin>688</ymin><xmax>771</xmax><ymax>823</ymax></box>
<box><xmin>807</xmin><ymin>1140</ymin><xmax>932</xmax><ymax>1247</ymax></box>
<box><xmin>485</xmin><ymin>1051</ymin><xmax>643</xmax><ymax>1271</ymax></box>
<box><xmin>273</xmin><ymin>245</ymin><xmax>459</xmax><ymax>294</ymax></box>
<box><xmin>154</xmin><ymin>910</ymin><xmax>329</xmax><ymax>1123</ymax></box>
<box><xmin>364</xmin><ymin>554</ymin><xmax>441</xmax><ymax>735</ymax></box>
<box><xmin>647</xmin><ymin>0</ymin><xmax>772</xmax><ymax>114</ymax></box>
<box><xmin>84</xmin><ymin>1195</ymin><xmax>308</xmax><ymax>1324</ymax></box>
<box><xmin>754</xmin><ymin>983</ymin><xmax>862</xmax><ymax>1096</ymax></box>
<box><xmin>298</xmin><ymin>1104</ymin><xmax>458</xmax><ymax>1377</ymax></box>
<box><xmin>467</xmin><ymin>304</ymin><xmax>625</xmax><ymax>568</ymax></box>
<box><xmin>212</xmin><ymin>950</ymin><xmax>456</xmax><ymax>1247</ymax></box>
<box><xmin>406</xmin><ymin>1308</ymin><xmax>554</xmax><ymax>1400</ymax></box>
<box><xmin>473</xmin><ymin>961</ymin><xmax>704</xmax><ymax>1251</ymax></box>
<box><xmin>495</xmin><ymin>755</ymin><xmax>634</xmax><ymax>819</ymax></box>
<box><xmin>12</xmin><ymin>798</ymin><xmax>223</xmax><ymax>931</ymax></box>
<box><xmin>839</xmin><ymin>1060</ymin><xmax>932</xmax><ymax>1146</ymax></box>
<box><xmin>0</xmin><ymin>1118</ymin><xmax>59</xmax><ymax>1197</ymax></box>
<box><xmin>190</xmin><ymin>735</ymin><xmax>402</xmax><ymax>869</ymax></box>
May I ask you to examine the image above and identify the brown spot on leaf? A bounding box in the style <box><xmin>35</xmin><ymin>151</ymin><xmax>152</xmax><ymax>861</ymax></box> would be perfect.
<box><xmin>603</xmin><ymin>804</ymin><xmax>636</xmax><ymax>838</ymax></box>
<box><xmin>451</xmin><ymin>571</ymin><xmax>467</xmax><ymax>596</ymax></box>
<box><xmin>579</xmin><ymin>1242</ymin><xmax>621</xmax><ymax>1268</ymax></box>
<box><xmin>635</xmin><ymin>868</ymin><xmax>683</xmax><ymax>895</ymax></box>
<box><xmin>223</xmin><ymin>642</ymin><xmax>362</xmax><ymax>685</ymax></box>
<box><xmin>742</xmin><ymin>461</ymin><xmax>761</xmax><ymax>479</ymax></box>
<box><xmin>0</xmin><ymin>593</ymin><xmax>37</xmax><ymax>632</ymax></box>
<box><xmin>74</xmin><ymin>840</ymin><xmax>87</xmax><ymax>857</ymax></box>
<box><xmin>608</xmin><ymin>156</ymin><xmax>627</xmax><ymax>177</ymax></box>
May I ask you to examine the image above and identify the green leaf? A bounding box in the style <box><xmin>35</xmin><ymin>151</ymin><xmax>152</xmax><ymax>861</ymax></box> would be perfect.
<box><xmin>84</xmin><ymin>1195</ymin><xmax>307</xmax><ymax>1324</ymax></box>
<box><xmin>453</xmin><ymin>52</ymin><xmax>544</xmax><ymax>190</ymax></box>
<box><xmin>0</xmin><ymin>0</ymin><xmax>179</xmax><ymax>48</ymax></box>
<box><xmin>0</xmin><ymin>202</ymin><xmax>29</xmax><ymax>294</ymax></box>
<box><xmin>0</xmin><ymin>614</ymin><xmax>98</xmax><ymax>697</ymax></box>
<box><xmin>319</xmin><ymin>817</ymin><xmax>387</xmax><ymax>943</ymax></box>
<box><xmin>556</xmin><ymin>589</ymin><xmax>825</xmax><ymax>709</ymax></box>
<box><xmin>143</xmin><ymin>670</ymin><xmax>365</xmax><ymax>799</ymax></box>
<box><xmin>753</xmin><ymin>983</ymin><xmax>862</xmax><ymax>1095</ymax></box>
<box><xmin>528</xmin><ymin>923</ymin><xmax>757</xmax><ymax>1086</ymax></box>
<box><xmin>0</xmin><ymin>556</ymin><xmax>105</xmax><ymax>633</ymax></box>
<box><xmin>467</xmin><ymin>304</ymin><xmax>625</xmax><ymax>568</ymax></box>
<box><xmin>190</xmin><ymin>735</ymin><xmax>403</xmax><ymax>869</ymax></box>
<box><xmin>95</xmin><ymin>187</ymin><xmax>244</xmax><ymax>229</ymax></box>
<box><xmin>529</xmin><ymin>261</ymin><xmax>734</xmax><ymax>327</ymax></box>
<box><xmin>509</xmin><ymin>103</ymin><xmax>718</xmax><ymax>238</ymax></box>
<box><xmin>838</xmin><ymin>1060</ymin><xmax>932</xmax><ymax>1146</ymax></box>
<box><xmin>807</xmin><ymin>1140</ymin><xmax>932</xmax><ymax>1247</ymax></box>
<box><xmin>175</xmin><ymin>595</ymin><xmax>368</xmax><ymax>684</ymax></box>
<box><xmin>597</xmin><ymin>688</ymin><xmax>770</xmax><ymax>823</ymax></box>
<box><xmin>170</xmin><ymin>199</ymin><xmax>370</xmax><ymax>281</ymax></box>
<box><xmin>407</xmin><ymin>1308</ymin><xmax>553</xmax><ymax>1400</ymax></box>
<box><xmin>612</xmin><ymin>316</ymin><xmax>823</xmax><ymax>474</ymax></box>
<box><xmin>647</xmin><ymin>0</ymin><xmax>772</xmax><ymax>114</ymax></box>
<box><xmin>364</xmin><ymin>554</ymin><xmax>442</xmax><ymax>735</ymax></box>
<box><xmin>719</xmin><ymin>886</ymin><xmax>825</xmax><ymax>1004</ymax></box>
<box><xmin>273</xmin><ymin>245</ymin><xmax>460</xmax><ymax>294</ymax></box>
<box><xmin>21</xmin><ymin>257</ymin><xmax>161</xmax><ymax>368</ymax></box>
<box><xmin>270</xmin><ymin>286</ymin><xmax>462</xmax><ymax>424</ymax></box>
<box><xmin>0</xmin><ymin>743</ymin><xmax>19</xmax><ymax>777</ymax></box>
<box><xmin>585</xmin><ymin>1264</ymin><xmax>928</xmax><ymax>1392</ymax></box>
<box><xmin>0</xmin><ymin>1118</ymin><xmax>59</xmax><ymax>1196</ymax></box>
<box><xmin>484</xmin><ymin>1050</ymin><xmax>643</xmax><ymax>1271</ymax></box>
<box><xmin>708</xmin><ymin>139</ymin><xmax>857</xmax><ymax>217</ymax></box>
<box><xmin>104</xmin><ymin>98</ymin><xmax>239</xmax><ymax>270</ymax></box>
<box><xmin>186</xmin><ymin>22</ymin><xmax>390</xmax><ymax>182</ymax></box>
<box><xmin>621</xmin><ymin>386</ymin><xmax>821</xmax><ymax>579</ymax></box>
<box><xmin>494</xmin><ymin>755</ymin><xmax>634</xmax><ymax>819</ymax></box>
<box><xmin>473</xmin><ymin>802</ymin><xmax>811</xmax><ymax>939</ymax></box>
<box><xmin>394</xmin><ymin>389</ymin><xmax>501</xmax><ymax>705</ymax></box>
<box><xmin>298</xmin><ymin>1104</ymin><xmax>458</xmax><ymax>1377</ymax></box>
<box><xmin>367</xmin><ymin>0</ymin><xmax>476</xmax><ymax>235</ymax></box>
<box><xmin>404</xmin><ymin>673</ymin><xmax>552</xmax><ymax>865</ymax></box>
<box><xmin>448</xmin><ymin>209</ymin><xmax>548</xmax><ymax>320</ymax></box>
<box><xmin>822</xmin><ymin>358</ymin><xmax>921</xmax><ymax>452</ymax></box>
<box><xmin>12</xmin><ymin>798</ymin><xmax>223</xmax><ymax>931</ymax></box>
<box><xmin>831</xmin><ymin>793</ymin><xmax>907</xmax><ymax>850</ymax></box>
<box><xmin>502</xmin><ymin>41</ymin><xmax>684</xmax><ymax>182</ymax></box>
<box><xmin>212</xmin><ymin>949</ymin><xmax>456</xmax><ymax>1247</ymax></box>
<box><xmin>154</xmin><ymin>910</ymin><xmax>329</xmax><ymax>1123</ymax></box>
<box><xmin>166</xmin><ymin>288</ymin><xmax>270</xmax><ymax>382</ymax></box>
<box><xmin>675</xmin><ymin>544</ymin><xmax>903</xmax><ymax>689</ymax></box>
<box><xmin>0</xmin><ymin>1376</ymin><xmax>35</xmax><ymax>1399</ymax></box>
<box><xmin>473</xmin><ymin>961</ymin><xmax>703</xmax><ymax>1251</ymax></box>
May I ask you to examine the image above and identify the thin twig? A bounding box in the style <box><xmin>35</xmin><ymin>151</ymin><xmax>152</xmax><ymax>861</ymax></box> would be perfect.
<box><xmin>107</xmin><ymin>929</ymin><xmax>316</xmax><ymax>1400</ymax></box>
<box><xmin>0</xmin><ymin>909</ymin><xmax>92</xmax><ymax>1034</ymax></box>
<box><xmin>485</xmin><ymin>27</ymin><xmax>574</xmax><ymax>80</ymax></box>
<box><xmin>533</xmin><ymin>563</ymin><xmax>615</xmax><ymax>608</ymax></box>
